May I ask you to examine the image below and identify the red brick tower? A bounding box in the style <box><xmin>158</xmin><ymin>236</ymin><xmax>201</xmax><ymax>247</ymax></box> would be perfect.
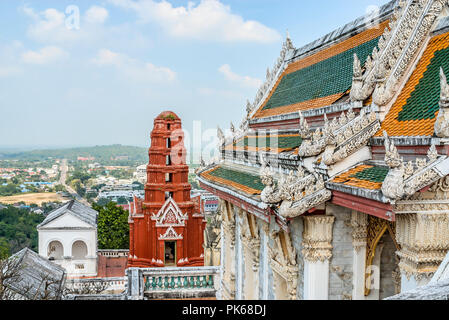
<box><xmin>128</xmin><ymin>111</ymin><xmax>206</xmax><ymax>268</ymax></box>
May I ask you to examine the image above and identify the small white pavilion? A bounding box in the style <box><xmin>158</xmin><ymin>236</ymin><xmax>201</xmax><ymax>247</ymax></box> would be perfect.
<box><xmin>37</xmin><ymin>200</ymin><xmax>98</xmax><ymax>278</ymax></box>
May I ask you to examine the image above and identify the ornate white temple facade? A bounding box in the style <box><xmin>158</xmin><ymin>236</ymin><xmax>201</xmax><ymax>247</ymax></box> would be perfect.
<box><xmin>197</xmin><ymin>0</ymin><xmax>449</xmax><ymax>300</ymax></box>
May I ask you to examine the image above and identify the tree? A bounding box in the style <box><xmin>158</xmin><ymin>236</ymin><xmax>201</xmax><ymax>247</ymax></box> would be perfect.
<box><xmin>0</xmin><ymin>238</ymin><xmax>10</xmax><ymax>259</ymax></box>
<box><xmin>93</xmin><ymin>202</ymin><xmax>129</xmax><ymax>249</ymax></box>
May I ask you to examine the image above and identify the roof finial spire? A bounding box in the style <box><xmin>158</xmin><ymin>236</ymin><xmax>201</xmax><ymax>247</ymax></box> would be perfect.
<box><xmin>285</xmin><ymin>29</ymin><xmax>294</xmax><ymax>50</ymax></box>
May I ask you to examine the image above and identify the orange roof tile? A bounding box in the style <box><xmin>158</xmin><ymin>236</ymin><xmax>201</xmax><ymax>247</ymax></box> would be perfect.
<box><xmin>377</xmin><ymin>32</ymin><xmax>449</xmax><ymax>137</ymax></box>
<box><xmin>252</xmin><ymin>21</ymin><xmax>389</xmax><ymax>119</ymax></box>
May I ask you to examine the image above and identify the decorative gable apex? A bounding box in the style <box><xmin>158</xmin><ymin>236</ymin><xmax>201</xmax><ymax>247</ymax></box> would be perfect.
<box><xmin>151</xmin><ymin>197</ymin><xmax>188</xmax><ymax>226</ymax></box>
<box><xmin>158</xmin><ymin>226</ymin><xmax>183</xmax><ymax>240</ymax></box>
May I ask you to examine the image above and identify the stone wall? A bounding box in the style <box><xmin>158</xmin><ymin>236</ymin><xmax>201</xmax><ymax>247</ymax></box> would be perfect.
<box><xmin>379</xmin><ymin>232</ymin><xmax>398</xmax><ymax>299</ymax></box>
<box><xmin>290</xmin><ymin>218</ymin><xmax>305</xmax><ymax>300</ymax></box>
<box><xmin>327</xmin><ymin>204</ymin><xmax>354</xmax><ymax>300</ymax></box>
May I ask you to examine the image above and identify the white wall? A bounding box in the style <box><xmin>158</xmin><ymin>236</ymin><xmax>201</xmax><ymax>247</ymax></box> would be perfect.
<box><xmin>38</xmin><ymin>213</ymin><xmax>98</xmax><ymax>278</ymax></box>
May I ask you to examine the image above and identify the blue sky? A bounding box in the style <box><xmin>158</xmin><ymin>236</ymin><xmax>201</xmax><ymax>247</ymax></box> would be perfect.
<box><xmin>0</xmin><ymin>0</ymin><xmax>388</xmax><ymax>151</ymax></box>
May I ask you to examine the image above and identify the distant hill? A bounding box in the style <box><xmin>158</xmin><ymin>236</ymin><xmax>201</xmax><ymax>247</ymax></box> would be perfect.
<box><xmin>0</xmin><ymin>145</ymin><xmax>148</xmax><ymax>164</ymax></box>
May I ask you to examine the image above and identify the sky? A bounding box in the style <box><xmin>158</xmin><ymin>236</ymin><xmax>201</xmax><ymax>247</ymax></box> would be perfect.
<box><xmin>0</xmin><ymin>0</ymin><xmax>389</xmax><ymax>153</ymax></box>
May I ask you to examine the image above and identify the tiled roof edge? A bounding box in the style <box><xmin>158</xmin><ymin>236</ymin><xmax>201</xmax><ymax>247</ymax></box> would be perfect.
<box><xmin>370</xmin><ymin>136</ymin><xmax>439</xmax><ymax>146</ymax></box>
<box><xmin>249</xmin><ymin>101</ymin><xmax>371</xmax><ymax>126</ymax></box>
<box><xmin>290</xmin><ymin>0</ymin><xmax>397</xmax><ymax>63</ymax></box>
<box><xmin>197</xmin><ymin>176</ymin><xmax>267</xmax><ymax>210</ymax></box>
<box><xmin>326</xmin><ymin>181</ymin><xmax>389</xmax><ymax>203</ymax></box>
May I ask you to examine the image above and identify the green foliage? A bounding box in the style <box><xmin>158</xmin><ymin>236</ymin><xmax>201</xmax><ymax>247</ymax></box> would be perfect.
<box><xmin>0</xmin><ymin>183</ymin><xmax>21</xmax><ymax>196</ymax></box>
<box><xmin>67</xmin><ymin>170</ymin><xmax>93</xmax><ymax>184</ymax></box>
<box><xmin>0</xmin><ymin>237</ymin><xmax>10</xmax><ymax>259</ymax></box>
<box><xmin>93</xmin><ymin>202</ymin><xmax>129</xmax><ymax>250</ymax></box>
<box><xmin>0</xmin><ymin>206</ymin><xmax>44</xmax><ymax>254</ymax></box>
<box><xmin>0</xmin><ymin>145</ymin><xmax>147</xmax><ymax>165</ymax></box>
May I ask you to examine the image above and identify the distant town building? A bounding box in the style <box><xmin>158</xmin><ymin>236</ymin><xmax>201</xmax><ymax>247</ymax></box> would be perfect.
<box><xmin>77</xmin><ymin>156</ymin><xmax>95</xmax><ymax>161</ymax></box>
<box><xmin>133</xmin><ymin>164</ymin><xmax>147</xmax><ymax>184</ymax></box>
<box><xmin>191</xmin><ymin>189</ymin><xmax>219</xmax><ymax>213</ymax></box>
<box><xmin>111</xmin><ymin>156</ymin><xmax>129</xmax><ymax>161</ymax></box>
<box><xmin>37</xmin><ymin>200</ymin><xmax>98</xmax><ymax>278</ymax></box>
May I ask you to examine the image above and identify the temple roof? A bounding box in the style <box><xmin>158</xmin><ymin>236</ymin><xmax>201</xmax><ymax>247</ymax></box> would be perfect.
<box><xmin>200</xmin><ymin>0</ymin><xmax>449</xmax><ymax>221</ymax></box>
<box><xmin>38</xmin><ymin>200</ymin><xmax>98</xmax><ymax>228</ymax></box>
<box><xmin>331</xmin><ymin>164</ymin><xmax>389</xmax><ymax>191</ymax></box>
<box><xmin>200</xmin><ymin>166</ymin><xmax>264</xmax><ymax>196</ymax></box>
<box><xmin>157</xmin><ymin>111</ymin><xmax>180</xmax><ymax>120</ymax></box>
<box><xmin>378</xmin><ymin>31</ymin><xmax>449</xmax><ymax>137</ymax></box>
<box><xmin>6</xmin><ymin>248</ymin><xmax>66</xmax><ymax>300</ymax></box>
<box><xmin>225</xmin><ymin>133</ymin><xmax>302</xmax><ymax>154</ymax></box>
<box><xmin>252</xmin><ymin>21</ymin><xmax>388</xmax><ymax>119</ymax></box>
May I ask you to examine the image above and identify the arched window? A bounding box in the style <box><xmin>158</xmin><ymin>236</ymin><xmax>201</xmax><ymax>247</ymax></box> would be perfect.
<box><xmin>72</xmin><ymin>240</ymin><xmax>88</xmax><ymax>260</ymax></box>
<box><xmin>47</xmin><ymin>241</ymin><xmax>64</xmax><ymax>260</ymax></box>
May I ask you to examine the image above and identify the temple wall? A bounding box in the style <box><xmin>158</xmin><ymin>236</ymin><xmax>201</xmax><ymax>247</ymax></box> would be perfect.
<box><xmin>326</xmin><ymin>204</ymin><xmax>354</xmax><ymax>300</ymax></box>
<box><xmin>379</xmin><ymin>232</ymin><xmax>398</xmax><ymax>299</ymax></box>
<box><xmin>290</xmin><ymin>218</ymin><xmax>305</xmax><ymax>300</ymax></box>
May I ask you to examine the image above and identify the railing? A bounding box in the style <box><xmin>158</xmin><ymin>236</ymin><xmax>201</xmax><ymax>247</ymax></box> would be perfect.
<box><xmin>65</xmin><ymin>277</ymin><xmax>127</xmax><ymax>294</ymax></box>
<box><xmin>97</xmin><ymin>249</ymin><xmax>129</xmax><ymax>258</ymax></box>
<box><xmin>144</xmin><ymin>274</ymin><xmax>215</xmax><ymax>291</ymax></box>
<box><xmin>127</xmin><ymin>266</ymin><xmax>220</xmax><ymax>299</ymax></box>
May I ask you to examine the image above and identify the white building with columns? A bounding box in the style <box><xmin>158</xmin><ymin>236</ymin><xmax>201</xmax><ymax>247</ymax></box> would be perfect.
<box><xmin>37</xmin><ymin>200</ymin><xmax>98</xmax><ymax>278</ymax></box>
<box><xmin>197</xmin><ymin>0</ymin><xmax>449</xmax><ymax>300</ymax></box>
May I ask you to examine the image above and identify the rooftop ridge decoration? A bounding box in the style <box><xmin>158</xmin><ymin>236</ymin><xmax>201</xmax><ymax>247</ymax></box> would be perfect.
<box><xmin>322</xmin><ymin>108</ymin><xmax>380</xmax><ymax>166</ymax></box>
<box><xmin>298</xmin><ymin>105</ymin><xmax>378</xmax><ymax>160</ymax></box>
<box><xmin>350</xmin><ymin>0</ymin><xmax>447</xmax><ymax>107</ymax></box>
<box><xmin>259</xmin><ymin>155</ymin><xmax>331</xmax><ymax>218</ymax></box>
<box><xmin>244</xmin><ymin>32</ymin><xmax>296</xmax><ymax>122</ymax></box>
<box><xmin>435</xmin><ymin>67</ymin><xmax>449</xmax><ymax>137</ymax></box>
<box><xmin>381</xmin><ymin>131</ymin><xmax>449</xmax><ymax>202</ymax></box>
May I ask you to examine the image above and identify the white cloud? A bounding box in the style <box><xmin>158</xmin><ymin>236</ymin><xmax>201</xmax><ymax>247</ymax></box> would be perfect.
<box><xmin>85</xmin><ymin>6</ymin><xmax>109</xmax><ymax>24</ymax></box>
<box><xmin>92</xmin><ymin>49</ymin><xmax>176</xmax><ymax>83</ymax></box>
<box><xmin>108</xmin><ymin>0</ymin><xmax>281</xmax><ymax>43</ymax></box>
<box><xmin>218</xmin><ymin>64</ymin><xmax>262</xmax><ymax>88</ymax></box>
<box><xmin>21</xmin><ymin>46</ymin><xmax>68</xmax><ymax>64</ymax></box>
<box><xmin>20</xmin><ymin>5</ymin><xmax>109</xmax><ymax>45</ymax></box>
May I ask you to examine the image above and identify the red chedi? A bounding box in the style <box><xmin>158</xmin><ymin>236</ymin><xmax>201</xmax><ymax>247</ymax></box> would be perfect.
<box><xmin>128</xmin><ymin>111</ymin><xmax>206</xmax><ymax>267</ymax></box>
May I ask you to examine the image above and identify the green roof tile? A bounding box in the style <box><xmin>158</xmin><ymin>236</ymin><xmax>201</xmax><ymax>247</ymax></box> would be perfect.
<box><xmin>262</xmin><ymin>37</ymin><xmax>380</xmax><ymax>111</ymax></box>
<box><xmin>350</xmin><ymin>166</ymin><xmax>389</xmax><ymax>183</ymax></box>
<box><xmin>234</xmin><ymin>135</ymin><xmax>302</xmax><ymax>150</ymax></box>
<box><xmin>207</xmin><ymin>167</ymin><xmax>265</xmax><ymax>192</ymax></box>
<box><xmin>397</xmin><ymin>47</ymin><xmax>449</xmax><ymax>122</ymax></box>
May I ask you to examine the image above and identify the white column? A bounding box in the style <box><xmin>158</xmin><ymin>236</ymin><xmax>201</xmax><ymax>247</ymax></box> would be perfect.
<box><xmin>352</xmin><ymin>246</ymin><xmax>367</xmax><ymax>299</ymax></box>
<box><xmin>304</xmin><ymin>260</ymin><xmax>329</xmax><ymax>300</ymax></box>
<box><xmin>218</xmin><ymin>222</ymin><xmax>225</xmax><ymax>300</ymax></box>
<box><xmin>395</xmin><ymin>211</ymin><xmax>449</xmax><ymax>292</ymax></box>
<box><xmin>235</xmin><ymin>212</ymin><xmax>243</xmax><ymax>300</ymax></box>
<box><xmin>350</xmin><ymin>211</ymin><xmax>368</xmax><ymax>300</ymax></box>
<box><xmin>302</xmin><ymin>215</ymin><xmax>335</xmax><ymax>300</ymax></box>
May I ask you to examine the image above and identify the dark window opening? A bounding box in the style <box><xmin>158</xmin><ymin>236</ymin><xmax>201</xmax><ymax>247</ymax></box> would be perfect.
<box><xmin>166</xmin><ymin>138</ymin><xmax>171</xmax><ymax>148</ymax></box>
<box><xmin>164</xmin><ymin>241</ymin><xmax>176</xmax><ymax>266</ymax></box>
<box><xmin>165</xmin><ymin>191</ymin><xmax>174</xmax><ymax>200</ymax></box>
<box><xmin>165</xmin><ymin>173</ymin><xmax>173</xmax><ymax>183</ymax></box>
<box><xmin>166</xmin><ymin>155</ymin><xmax>172</xmax><ymax>165</ymax></box>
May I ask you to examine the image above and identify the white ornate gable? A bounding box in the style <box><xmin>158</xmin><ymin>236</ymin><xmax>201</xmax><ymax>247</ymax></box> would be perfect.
<box><xmin>151</xmin><ymin>197</ymin><xmax>188</xmax><ymax>227</ymax></box>
<box><xmin>158</xmin><ymin>226</ymin><xmax>183</xmax><ymax>240</ymax></box>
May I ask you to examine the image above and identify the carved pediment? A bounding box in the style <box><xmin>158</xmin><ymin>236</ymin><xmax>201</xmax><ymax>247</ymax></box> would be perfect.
<box><xmin>351</xmin><ymin>0</ymin><xmax>447</xmax><ymax>106</ymax></box>
<box><xmin>381</xmin><ymin>132</ymin><xmax>449</xmax><ymax>202</ymax></box>
<box><xmin>158</xmin><ymin>226</ymin><xmax>183</xmax><ymax>240</ymax></box>
<box><xmin>152</xmin><ymin>198</ymin><xmax>187</xmax><ymax>226</ymax></box>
